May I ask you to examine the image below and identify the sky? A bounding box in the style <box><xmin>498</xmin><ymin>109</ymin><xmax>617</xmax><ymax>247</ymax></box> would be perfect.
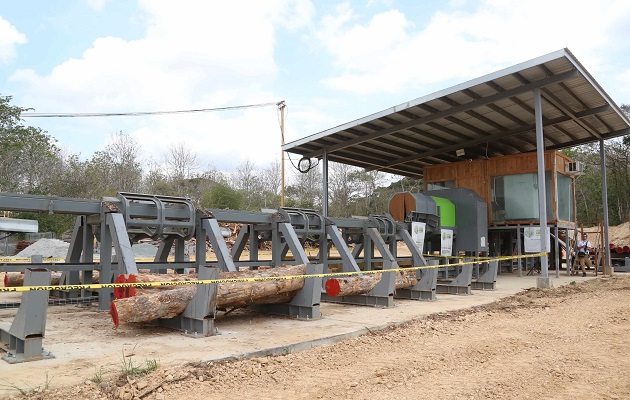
<box><xmin>2</xmin><ymin>0</ymin><xmax>630</xmax><ymax>174</ymax></box>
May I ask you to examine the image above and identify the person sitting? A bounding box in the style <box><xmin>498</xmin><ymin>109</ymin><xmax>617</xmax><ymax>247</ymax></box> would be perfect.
<box><xmin>575</xmin><ymin>233</ymin><xmax>592</xmax><ymax>277</ymax></box>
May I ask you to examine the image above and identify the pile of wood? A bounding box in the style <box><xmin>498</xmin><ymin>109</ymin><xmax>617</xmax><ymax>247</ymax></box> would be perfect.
<box><xmin>110</xmin><ymin>264</ymin><xmax>307</xmax><ymax>326</ymax></box>
<box><xmin>14</xmin><ymin>240</ymin><xmax>35</xmax><ymax>254</ymax></box>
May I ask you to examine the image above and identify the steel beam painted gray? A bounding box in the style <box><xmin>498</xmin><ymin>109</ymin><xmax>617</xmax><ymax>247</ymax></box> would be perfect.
<box><xmin>534</xmin><ymin>89</ymin><xmax>550</xmax><ymax>280</ymax></box>
<box><xmin>322</xmin><ymin>149</ymin><xmax>329</xmax><ymax>217</ymax></box>
<box><xmin>106</xmin><ymin>213</ymin><xmax>138</xmax><ymax>275</ymax></box>
<box><xmin>600</xmin><ymin>139</ymin><xmax>611</xmax><ymax>271</ymax></box>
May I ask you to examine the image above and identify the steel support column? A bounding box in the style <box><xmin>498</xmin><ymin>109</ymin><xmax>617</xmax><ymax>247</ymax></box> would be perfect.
<box><xmin>534</xmin><ymin>89</ymin><xmax>550</xmax><ymax>287</ymax></box>
<box><xmin>554</xmin><ymin>226</ymin><xmax>560</xmax><ymax>278</ymax></box>
<box><xmin>322</xmin><ymin>149</ymin><xmax>329</xmax><ymax>217</ymax></box>
<box><xmin>600</xmin><ymin>139</ymin><xmax>611</xmax><ymax>273</ymax></box>
<box><xmin>517</xmin><ymin>226</ymin><xmax>522</xmax><ymax>277</ymax></box>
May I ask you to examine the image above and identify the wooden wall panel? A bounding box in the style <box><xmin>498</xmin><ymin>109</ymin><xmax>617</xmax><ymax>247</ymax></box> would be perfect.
<box><xmin>555</xmin><ymin>152</ymin><xmax>573</xmax><ymax>175</ymax></box>
<box><xmin>424</xmin><ymin>165</ymin><xmax>456</xmax><ymax>182</ymax></box>
<box><xmin>456</xmin><ymin>159</ymin><xmax>486</xmax><ymax>178</ymax></box>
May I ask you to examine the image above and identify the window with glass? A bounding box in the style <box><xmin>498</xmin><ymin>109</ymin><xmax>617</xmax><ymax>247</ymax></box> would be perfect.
<box><xmin>557</xmin><ymin>173</ymin><xmax>574</xmax><ymax>222</ymax></box>
<box><xmin>491</xmin><ymin>172</ymin><xmax>552</xmax><ymax>222</ymax></box>
<box><xmin>427</xmin><ymin>180</ymin><xmax>456</xmax><ymax>191</ymax></box>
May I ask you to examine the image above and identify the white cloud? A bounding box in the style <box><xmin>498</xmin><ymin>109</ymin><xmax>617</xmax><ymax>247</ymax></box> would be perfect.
<box><xmin>87</xmin><ymin>0</ymin><xmax>110</xmax><ymax>12</ymax></box>
<box><xmin>316</xmin><ymin>0</ymin><xmax>630</xmax><ymax>95</ymax></box>
<box><xmin>9</xmin><ymin>0</ymin><xmax>315</xmax><ymax>169</ymax></box>
<box><xmin>0</xmin><ymin>16</ymin><xmax>27</xmax><ymax>63</ymax></box>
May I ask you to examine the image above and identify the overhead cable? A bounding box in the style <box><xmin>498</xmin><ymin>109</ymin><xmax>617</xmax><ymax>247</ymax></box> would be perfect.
<box><xmin>22</xmin><ymin>101</ymin><xmax>280</xmax><ymax>118</ymax></box>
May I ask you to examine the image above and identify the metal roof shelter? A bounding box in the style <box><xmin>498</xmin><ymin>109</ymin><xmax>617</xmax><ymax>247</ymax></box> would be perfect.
<box><xmin>283</xmin><ymin>48</ymin><xmax>630</xmax><ymax>287</ymax></box>
<box><xmin>283</xmin><ymin>48</ymin><xmax>630</xmax><ymax>178</ymax></box>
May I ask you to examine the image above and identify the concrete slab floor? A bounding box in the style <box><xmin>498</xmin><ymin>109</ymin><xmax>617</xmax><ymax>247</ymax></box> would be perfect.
<box><xmin>0</xmin><ymin>272</ymin><xmax>603</xmax><ymax>389</ymax></box>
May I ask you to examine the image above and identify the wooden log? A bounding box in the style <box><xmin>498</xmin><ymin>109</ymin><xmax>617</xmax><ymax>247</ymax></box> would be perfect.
<box><xmin>324</xmin><ymin>274</ymin><xmax>381</xmax><ymax>297</ymax></box>
<box><xmin>395</xmin><ymin>269</ymin><xmax>418</xmax><ymax>290</ymax></box>
<box><xmin>110</xmin><ymin>265</ymin><xmax>307</xmax><ymax>326</ymax></box>
<box><xmin>4</xmin><ymin>271</ymin><xmax>100</xmax><ymax>287</ymax></box>
<box><xmin>325</xmin><ymin>269</ymin><xmax>418</xmax><ymax>297</ymax></box>
<box><xmin>132</xmin><ymin>272</ymin><xmax>196</xmax><ymax>282</ymax></box>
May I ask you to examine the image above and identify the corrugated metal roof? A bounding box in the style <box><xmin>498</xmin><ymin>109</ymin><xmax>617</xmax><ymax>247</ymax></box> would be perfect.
<box><xmin>283</xmin><ymin>48</ymin><xmax>630</xmax><ymax>178</ymax></box>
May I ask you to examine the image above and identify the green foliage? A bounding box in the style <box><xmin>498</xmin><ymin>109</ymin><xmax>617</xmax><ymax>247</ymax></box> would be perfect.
<box><xmin>90</xmin><ymin>367</ymin><xmax>106</xmax><ymax>384</ymax></box>
<box><xmin>0</xmin><ymin>94</ymin><xmax>61</xmax><ymax>193</ymax></box>
<box><xmin>569</xmin><ymin>137</ymin><xmax>630</xmax><ymax>227</ymax></box>
<box><xmin>201</xmin><ymin>183</ymin><xmax>242</xmax><ymax>209</ymax></box>
<box><xmin>14</xmin><ymin>212</ymin><xmax>75</xmax><ymax>237</ymax></box>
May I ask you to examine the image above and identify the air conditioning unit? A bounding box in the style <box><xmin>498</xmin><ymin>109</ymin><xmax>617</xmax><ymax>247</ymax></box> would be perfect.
<box><xmin>566</xmin><ymin>161</ymin><xmax>583</xmax><ymax>174</ymax></box>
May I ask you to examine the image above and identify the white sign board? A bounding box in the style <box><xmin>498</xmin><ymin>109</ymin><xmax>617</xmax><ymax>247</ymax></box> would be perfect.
<box><xmin>524</xmin><ymin>226</ymin><xmax>550</xmax><ymax>253</ymax></box>
<box><xmin>411</xmin><ymin>222</ymin><xmax>426</xmax><ymax>254</ymax></box>
<box><xmin>440</xmin><ymin>228</ymin><xmax>453</xmax><ymax>256</ymax></box>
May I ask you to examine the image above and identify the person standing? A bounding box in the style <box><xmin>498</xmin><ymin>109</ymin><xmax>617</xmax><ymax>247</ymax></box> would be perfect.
<box><xmin>575</xmin><ymin>233</ymin><xmax>592</xmax><ymax>277</ymax></box>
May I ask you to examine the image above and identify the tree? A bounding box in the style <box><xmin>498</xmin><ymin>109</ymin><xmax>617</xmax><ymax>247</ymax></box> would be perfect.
<box><xmin>84</xmin><ymin>131</ymin><xmax>143</xmax><ymax>197</ymax></box>
<box><xmin>328</xmin><ymin>162</ymin><xmax>361</xmax><ymax>217</ymax></box>
<box><xmin>261</xmin><ymin>160</ymin><xmax>282</xmax><ymax>208</ymax></box>
<box><xmin>165</xmin><ymin>142</ymin><xmax>199</xmax><ymax>181</ymax></box>
<box><xmin>285</xmin><ymin>167</ymin><xmax>322</xmax><ymax>209</ymax></box>
<box><xmin>201</xmin><ymin>183</ymin><xmax>242</xmax><ymax>209</ymax></box>
<box><xmin>233</xmin><ymin>159</ymin><xmax>265</xmax><ymax>210</ymax></box>
<box><xmin>0</xmin><ymin>95</ymin><xmax>61</xmax><ymax>193</ymax></box>
<box><xmin>345</xmin><ymin>169</ymin><xmax>383</xmax><ymax>215</ymax></box>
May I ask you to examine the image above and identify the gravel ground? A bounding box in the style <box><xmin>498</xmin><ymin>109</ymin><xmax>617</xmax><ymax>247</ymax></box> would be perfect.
<box><xmin>15</xmin><ymin>239</ymin><xmax>69</xmax><ymax>258</ymax></box>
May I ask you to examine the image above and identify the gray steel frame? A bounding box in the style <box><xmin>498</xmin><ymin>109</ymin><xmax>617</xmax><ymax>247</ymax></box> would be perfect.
<box><xmin>436</xmin><ymin>258</ymin><xmax>473</xmax><ymax>295</ymax></box>
<box><xmin>0</xmin><ymin>191</ymin><xmax>497</xmax><ymax>361</ymax></box>
<box><xmin>0</xmin><ymin>268</ymin><xmax>54</xmax><ymax>363</ymax></box>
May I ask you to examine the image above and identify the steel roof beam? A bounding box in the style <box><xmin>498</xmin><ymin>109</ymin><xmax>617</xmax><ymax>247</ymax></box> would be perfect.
<box><xmin>379</xmin><ymin>114</ymin><xmax>577</xmax><ymax>169</ymax></box>
<box><xmin>415</xmin><ymin>102</ymin><xmax>519</xmax><ymax>153</ymax></box>
<box><xmin>547</xmin><ymin>127</ymin><xmax>630</xmax><ymax>150</ymax></box>
<box><xmin>549</xmin><ymin>124</ymin><xmax>579</xmax><ymax>141</ymax></box>
<box><xmin>372</xmin><ymin>138</ymin><xmax>460</xmax><ymax>163</ymax></box>
<box><xmin>301</xmin><ymin>69</ymin><xmax>578</xmax><ymax>158</ymax></box>
<box><xmin>541</xmin><ymin>87</ymin><xmax>602</xmax><ymax>139</ymax></box>
<box><xmin>594</xmin><ymin>114</ymin><xmax>614</xmax><ymax>132</ymax></box>
<box><xmin>422</xmin><ymin>122</ymin><xmax>511</xmax><ymax>156</ymax></box>
<box><xmin>431</xmin><ymin>96</ymin><xmax>527</xmax><ymax>151</ymax></box>
<box><xmin>329</xmin><ymin>151</ymin><xmax>424</xmax><ymax>176</ymax></box>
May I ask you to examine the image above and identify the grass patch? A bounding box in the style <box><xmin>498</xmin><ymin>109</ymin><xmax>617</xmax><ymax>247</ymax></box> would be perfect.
<box><xmin>120</xmin><ymin>350</ymin><xmax>159</xmax><ymax>378</ymax></box>
<box><xmin>0</xmin><ymin>372</ymin><xmax>53</xmax><ymax>395</ymax></box>
<box><xmin>90</xmin><ymin>366</ymin><xmax>106</xmax><ymax>384</ymax></box>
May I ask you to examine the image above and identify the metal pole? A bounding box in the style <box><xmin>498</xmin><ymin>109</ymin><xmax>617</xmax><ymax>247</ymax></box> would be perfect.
<box><xmin>517</xmin><ymin>226</ymin><xmax>522</xmax><ymax>277</ymax></box>
<box><xmin>322</xmin><ymin>149</ymin><xmax>329</xmax><ymax>217</ymax></box>
<box><xmin>533</xmin><ymin>89</ymin><xmax>550</xmax><ymax>283</ymax></box>
<box><xmin>279</xmin><ymin>101</ymin><xmax>286</xmax><ymax>207</ymax></box>
<box><xmin>554</xmin><ymin>225</ymin><xmax>559</xmax><ymax>278</ymax></box>
<box><xmin>600</xmin><ymin>139</ymin><xmax>611</xmax><ymax>272</ymax></box>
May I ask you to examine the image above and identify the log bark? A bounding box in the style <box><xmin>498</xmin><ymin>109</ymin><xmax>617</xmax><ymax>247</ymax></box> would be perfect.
<box><xmin>111</xmin><ymin>265</ymin><xmax>307</xmax><ymax>326</ymax></box>
<box><xmin>325</xmin><ymin>269</ymin><xmax>418</xmax><ymax>297</ymax></box>
<box><xmin>4</xmin><ymin>271</ymin><xmax>100</xmax><ymax>287</ymax></box>
<box><xmin>131</xmin><ymin>272</ymin><xmax>196</xmax><ymax>282</ymax></box>
<box><xmin>325</xmin><ymin>274</ymin><xmax>381</xmax><ymax>297</ymax></box>
<box><xmin>395</xmin><ymin>269</ymin><xmax>418</xmax><ymax>290</ymax></box>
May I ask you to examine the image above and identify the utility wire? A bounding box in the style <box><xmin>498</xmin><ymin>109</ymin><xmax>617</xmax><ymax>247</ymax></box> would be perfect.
<box><xmin>22</xmin><ymin>101</ymin><xmax>279</xmax><ymax>118</ymax></box>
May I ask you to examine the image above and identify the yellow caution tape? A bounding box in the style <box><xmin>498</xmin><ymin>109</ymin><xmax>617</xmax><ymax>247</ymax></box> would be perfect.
<box><xmin>0</xmin><ymin>256</ymin><xmax>190</xmax><ymax>263</ymax></box>
<box><xmin>0</xmin><ymin>253</ymin><xmax>548</xmax><ymax>293</ymax></box>
<box><xmin>0</xmin><ymin>257</ymin><xmax>66</xmax><ymax>263</ymax></box>
<box><xmin>421</xmin><ymin>254</ymin><xmax>494</xmax><ymax>260</ymax></box>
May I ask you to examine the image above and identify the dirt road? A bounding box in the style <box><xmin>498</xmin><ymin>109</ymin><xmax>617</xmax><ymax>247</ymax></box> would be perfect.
<box><xmin>4</xmin><ymin>275</ymin><xmax>629</xmax><ymax>400</ymax></box>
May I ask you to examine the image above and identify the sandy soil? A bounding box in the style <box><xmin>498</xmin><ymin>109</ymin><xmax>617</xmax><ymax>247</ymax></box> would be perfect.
<box><xmin>584</xmin><ymin>221</ymin><xmax>630</xmax><ymax>247</ymax></box>
<box><xmin>2</xmin><ymin>275</ymin><xmax>629</xmax><ymax>400</ymax></box>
